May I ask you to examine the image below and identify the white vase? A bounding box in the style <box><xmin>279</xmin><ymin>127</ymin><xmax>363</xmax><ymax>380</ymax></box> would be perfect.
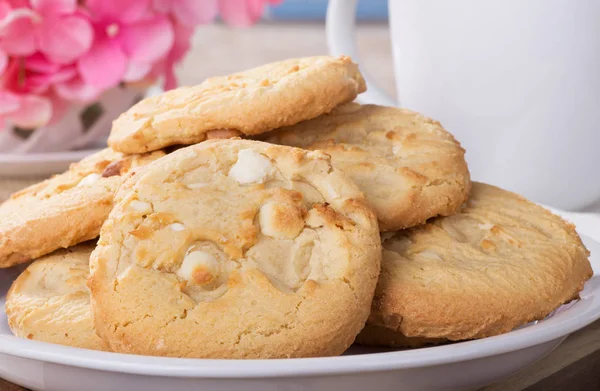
<box><xmin>0</xmin><ymin>86</ymin><xmax>144</xmax><ymax>154</ymax></box>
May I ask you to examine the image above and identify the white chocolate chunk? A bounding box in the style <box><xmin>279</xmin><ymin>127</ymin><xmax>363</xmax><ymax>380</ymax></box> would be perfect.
<box><xmin>128</xmin><ymin>200</ymin><xmax>152</xmax><ymax>214</ymax></box>
<box><xmin>478</xmin><ymin>223</ymin><xmax>495</xmax><ymax>230</ymax></box>
<box><xmin>259</xmin><ymin>203</ymin><xmax>280</xmax><ymax>238</ymax></box>
<box><xmin>259</xmin><ymin>202</ymin><xmax>304</xmax><ymax>239</ymax></box>
<box><xmin>168</xmin><ymin>223</ymin><xmax>186</xmax><ymax>231</ymax></box>
<box><xmin>77</xmin><ymin>173</ymin><xmax>101</xmax><ymax>187</ymax></box>
<box><xmin>392</xmin><ymin>146</ymin><xmax>402</xmax><ymax>155</ymax></box>
<box><xmin>177</xmin><ymin>251</ymin><xmax>220</xmax><ymax>285</ymax></box>
<box><xmin>228</xmin><ymin>149</ymin><xmax>273</xmax><ymax>184</ymax></box>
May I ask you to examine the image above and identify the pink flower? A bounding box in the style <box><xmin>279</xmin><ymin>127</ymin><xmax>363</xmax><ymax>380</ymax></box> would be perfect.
<box><xmin>218</xmin><ymin>0</ymin><xmax>281</xmax><ymax>27</ymax></box>
<box><xmin>0</xmin><ymin>48</ymin><xmax>6</xmax><ymax>74</ymax></box>
<box><xmin>153</xmin><ymin>0</ymin><xmax>217</xmax><ymax>26</ymax></box>
<box><xmin>0</xmin><ymin>56</ymin><xmax>74</xmax><ymax>128</ymax></box>
<box><xmin>2</xmin><ymin>54</ymin><xmax>75</xmax><ymax>95</ymax></box>
<box><xmin>0</xmin><ymin>0</ymin><xmax>281</xmax><ymax>130</ymax></box>
<box><xmin>0</xmin><ymin>91</ymin><xmax>52</xmax><ymax>129</ymax></box>
<box><xmin>0</xmin><ymin>0</ymin><xmax>93</xmax><ymax>63</ymax></box>
<box><xmin>147</xmin><ymin>22</ymin><xmax>193</xmax><ymax>90</ymax></box>
<box><xmin>77</xmin><ymin>0</ymin><xmax>175</xmax><ymax>92</ymax></box>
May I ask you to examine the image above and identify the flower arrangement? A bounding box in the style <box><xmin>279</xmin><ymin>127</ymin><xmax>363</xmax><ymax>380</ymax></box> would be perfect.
<box><xmin>0</xmin><ymin>0</ymin><xmax>280</xmax><ymax>131</ymax></box>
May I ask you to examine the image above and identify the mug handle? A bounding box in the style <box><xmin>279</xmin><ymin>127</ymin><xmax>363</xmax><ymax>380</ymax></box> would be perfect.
<box><xmin>326</xmin><ymin>0</ymin><xmax>397</xmax><ymax>106</ymax></box>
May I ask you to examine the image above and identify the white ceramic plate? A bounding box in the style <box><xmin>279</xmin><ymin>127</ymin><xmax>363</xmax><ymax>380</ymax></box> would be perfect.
<box><xmin>0</xmin><ymin>150</ymin><xmax>100</xmax><ymax>178</ymax></box>
<box><xmin>0</xmin><ymin>233</ymin><xmax>599</xmax><ymax>391</ymax></box>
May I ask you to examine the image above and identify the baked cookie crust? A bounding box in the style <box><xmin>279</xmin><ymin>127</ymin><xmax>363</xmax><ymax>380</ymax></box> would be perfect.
<box><xmin>357</xmin><ymin>182</ymin><xmax>592</xmax><ymax>346</ymax></box>
<box><xmin>6</xmin><ymin>242</ymin><xmax>108</xmax><ymax>351</ymax></box>
<box><xmin>264</xmin><ymin>103</ymin><xmax>471</xmax><ymax>231</ymax></box>
<box><xmin>109</xmin><ymin>56</ymin><xmax>366</xmax><ymax>154</ymax></box>
<box><xmin>89</xmin><ymin>139</ymin><xmax>381</xmax><ymax>358</ymax></box>
<box><xmin>0</xmin><ymin>148</ymin><xmax>164</xmax><ymax>268</ymax></box>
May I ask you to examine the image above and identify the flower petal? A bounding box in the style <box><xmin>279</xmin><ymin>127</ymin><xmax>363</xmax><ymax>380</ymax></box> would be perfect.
<box><xmin>0</xmin><ymin>90</ymin><xmax>20</xmax><ymax>114</ymax></box>
<box><xmin>54</xmin><ymin>76</ymin><xmax>101</xmax><ymax>102</ymax></box>
<box><xmin>37</xmin><ymin>15</ymin><xmax>93</xmax><ymax>64</ymax></box>
<box><xmin>147</xmin><ymin>23</ymin><xmax>192</xmax><ymax>90</ymax></box>
<box><xmin>8</xmin><ymin>94</ymin><xmax>52</xmax><ymax>128</ymax></box>
<box><xmin>0</xmin><ymin>48</ymin><xmax>6</xmax><ymax>75</ymax></box>
<box><xmin>7</xmin><ymin>1</ymin><xmax>30</xmax><ymax>9</ymax></box>
<box><xmin>30</xmin><ymin>0</ymin><xmax>76</xmax><ymax>16</ymax></box>
<box><xmin>24</xmin><ymin>53</ymin><xmax>61</xmax><ymax>73</ymax></box>
<box><xmin>247</xmin><ymin>0</ymin><xmax>269</xmax><ymax>21</ymax></box>
<box><xmin>162</xmin><ymin>63</ymin><xmax>177</xmax><ymax>90</ymax></box>
<box><xmin>169</xmin><ymin>23</ymin><xmax>193</xmax><ymax>63</ymax></box>
<box><xmin>151</xmin><ymin>0</ymin><xmax>170</xmax><ymax>13</ymax></box>
<box><xmin>26</xmin><ymin>65</ymin><xmax>77</xmax><ymax>93</ymax></box>
<box><xmin>85</xmin><ymin>0</ymin><xmax>150</xmax><ymax>23</ymax></box>
<box><xmin>173</xmin><ymin>0</ymin><xmax>217</xmax><ymax>26</ymax></box>
<box><xmin>123</xmin><ymin>61</ymin><xmax>151</xmax><ymax>82</ymax></box>
<box><xmin>77</xmin><ymin>38</ymin><xmax>127</xmax><ymax>90</ymax></box>
<box><xmin>120</xmin><ymin>16</ymin><xmax>174</xmax><ymax>64</ymax></box>
<box><xmin>0</xmin><ymin>58</ymin><xmax>19</xmax><ymax>90</ymax></box>
<box><xmin>219</xmin><ymin>0</ymin><xmax>265</xmax><ymax>27</ymax></box>
<box><xmin>0</xmin><ymin>1</ymin><xmax>12</xmax><ymax>20</ymax></box>
<box><xmin>0</xmin><ymin>8</ymin><xmax>37</xmax><ymax>55</ymax></box>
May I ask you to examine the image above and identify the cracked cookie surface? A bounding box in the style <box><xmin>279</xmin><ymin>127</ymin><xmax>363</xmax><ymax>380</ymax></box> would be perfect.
<box><xmin>89</xmin><ymin>139</ymin><xmax>381</xmax><ymax>358</ymax></box>
<box><xmin>357</xmin><ymin>182</ymin><xmax>593</xmax><ymax>347</ymax></box>
<box><xmin>264</xmin><ymin>103</ymin><xmax>471</xmax><ymax>231</ymax></box>
<box><xmin>6</xmin><ymin>242</ymin><xmax>107</xmax><ymax>351</ymax></box>
<box><xmin>108</xmin><ymin>56</ymin><xmax>366</xmax><ymax>154</ymax></box>
<box><xmin>0</xmin><ymin>148</ymin><xmax>165</xmax><ymax>268</ymax></box>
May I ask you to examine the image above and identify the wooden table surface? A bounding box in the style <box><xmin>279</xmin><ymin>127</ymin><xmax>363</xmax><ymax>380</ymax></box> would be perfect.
<box><xmin>1</xmin><ymin>23</ymin><xmax>599</xmax><ymax>391</ymax></box>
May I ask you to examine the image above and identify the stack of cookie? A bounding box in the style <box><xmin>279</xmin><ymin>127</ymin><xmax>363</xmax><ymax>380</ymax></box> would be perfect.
<box><xmin>2</xmin><ymin>56</ymin><xmax>592</xmax><ymax>358</ymax></box>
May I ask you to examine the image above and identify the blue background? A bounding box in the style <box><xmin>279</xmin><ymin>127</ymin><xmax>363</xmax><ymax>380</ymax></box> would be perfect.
<box><xmin>268</xmin><ymin>0</ymin><xmax>388</xmax><ymax>21</ymax></box>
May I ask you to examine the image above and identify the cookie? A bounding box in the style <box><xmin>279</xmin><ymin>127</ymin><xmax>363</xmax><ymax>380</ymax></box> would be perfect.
<box><xmin>108</xmin><ymin>56</ymin><xmax>366</xmax><ymax>154</ymax></box>
<box><xmin>5</xmin><ymin>243</ymin><xmax>107</xmax><ymax>351</ymax></box>
<box><xmin>263</xmin><ymin>103</ymin><xmax>471</xmax><ymax>231</ymax></box>
<box><xmin>89</xmin><ymin>139</ymin><xmax>381</xmax><ymax>358</ymax></box>
<box><xmin>0</xmin><ymin>148</ymin><xmax>164</xmax><ymax>268</ymax></box>
<box><xmin>356</xmin><ymin>182</ymin><xmax>593</xmax><ymax>347</ymax></box>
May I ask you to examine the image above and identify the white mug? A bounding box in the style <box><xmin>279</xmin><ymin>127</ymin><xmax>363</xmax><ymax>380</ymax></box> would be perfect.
<box><xmin>327</xmin><ymin>0</ymin><xmax>600</xmax><ymax>211</ymax></box>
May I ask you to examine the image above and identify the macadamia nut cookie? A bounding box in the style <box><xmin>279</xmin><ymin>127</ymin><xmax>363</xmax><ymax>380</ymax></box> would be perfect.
<box><xmin>264</xmin><ymin>103</ymin><xmax>470</xmax><ymax>231</ymax></box>
<box><xmin>6</xmin><ymin>243</ymin><xmax>107</xmax><ymax>351</ymax></box>
<box><xmin>0</xmin><ymin>149</ymin><xmax>164</xmax><ymax>268</ymax></box>
<box><xmin>89</xmin><ymin>139</ymin><xmax>381</xmax><ymax>358</ymax></box>
<box><xmin>357</xmin><ymin>182</ymin><xmax>592</xmax><ymax>347</ymax></box>
<box><xmin>109</xmin><ymin>56</ymin><xmax>366</xmax><ymax>153</ymax></box>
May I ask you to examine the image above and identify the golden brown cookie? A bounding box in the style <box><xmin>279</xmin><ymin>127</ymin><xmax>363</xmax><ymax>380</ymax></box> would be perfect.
<box><xmin>356</xmin><ymin>182</ymin><xmax>593</xmax><ymax>347</ymax></box>
<box><xmin>0</xmin><ymin>149</ymin><xmax>164</xmax><ymax>268</ymax></box>
<box><xmin>5</xmin><ymin>243</ymin><xmax>107</xmax><ymax>351</ymax></box>
<box><xmin>264</xmin><ymin>103</ymin><xmax>471</xmax><ymax>231</ymax></box>
<box><xmin>89</xmin><ymin>139</ymin><xmax>381</xmax><ymax>358</ymax></box>
<box><xmin>108</xmin><ymin>56</ymin><xmax>366</xmax><ymax>153</ymax></box>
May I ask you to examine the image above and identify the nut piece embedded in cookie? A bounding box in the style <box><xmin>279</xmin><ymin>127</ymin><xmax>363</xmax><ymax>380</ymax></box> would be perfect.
<box><xmin>128</xmin><ymin>200</ymin><xmax>153</xmax><ymax>215</ymax></box>
<box><xmin>178</xmin><ymin>251</ymin><xmax>220</xmax><ymax>286</ymax></box>
<box><xmin>228</xmin><ymin>149</ymin><xmax>273</xmax><ymax>184</ymax></box>
<box><xmin>259</xmin><ymin>202</ymin><xmax>305</xmax><ymax>239</ymax></box>
<box><xmin>77</xmin><ymin>173</ymin><xmax>102</xmax><ymax>187</ymax></box>
<box><xmin>89</xmin><ymin>139</ymin><xmax>381</xmax><ymax>359</ymax></box>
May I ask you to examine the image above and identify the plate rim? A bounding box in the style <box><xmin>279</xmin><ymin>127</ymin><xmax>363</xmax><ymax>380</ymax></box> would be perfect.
<box><xmin>0</xmin><ymin>235</ymin><xmax>598</xmax><ymax>379</ymax></box>
<box><xmin>0</xmin><ymin>149</ymin><xmax>100</xmax><ymax>164</ymax></box>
